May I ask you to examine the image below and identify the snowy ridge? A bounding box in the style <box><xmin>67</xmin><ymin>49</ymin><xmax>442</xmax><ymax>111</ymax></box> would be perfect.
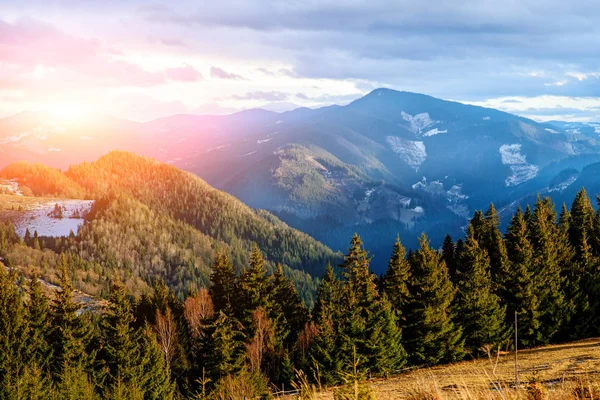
<box><xmin>386</xmin><ymin>136</ymin><xmax>426</xmax><ymax>170</ymax></box>
<box><xmin>499</xmin><ymin>144</ymin><xmax>539</xmax><ymax>187</ymax></box>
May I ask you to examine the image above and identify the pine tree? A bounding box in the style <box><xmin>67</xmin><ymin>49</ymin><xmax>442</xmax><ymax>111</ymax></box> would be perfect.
<box><xmin>456</xmin><ymin>226</ymin><xmax>506</xmax><ymax>353</ymax></box>
<box><xmin>338</xmin><ymin>234</ymin><xmax>406</xmax><ymax>374</ymax></box>
<box><xmin>270</xmin><ymin>264</ymin><xmax>307</xmax><ymax>349</ymax></box>
<box><xmin>441</xmin><ymin>234</ymin><xmax>457</xmax><ymax>282</ymax></box>
<box><xmin>384</xmin><ymin>236</ymin><xmax>411</xmax><ymax>317</ymax></box>
<box><xmin>504</xmin><ymin>209</ymin><xmax>542</xmax><ymax>347</ymax></box>
<box><xmin>205</xmin><ymin>311</ymin><xmax>245</xmax><ymax>381</ymax></box>
<box><xmin>0</xmin><ymin>267</ymin><xmax>28</xmax><ymax>397</ymax></box>
<box><xmin>482</xmin><ymin>204</ymin><xmax>510</xmax><ymax>291</ymax></box>
<box><xmin>49</xmin><ymin>256</ymin><xmax>94</xmax><ymax>378</ymax></box>
<box><xmin>236</xmin><ymin>244</ymin><xmax>271</xmax><ymax>330</ymax></box>
<box><xmin>98</xmin><ymin>281</ymin><xmax>145</xmax><ymax>395</ymax></box>
<box><xmin>25</xmin><ymin>274</ymin><xmax>52</xmax><ymax>371</ymax></box>
<box><xmin>312</xmin><ymin>263</ymin><xmax>340</xmax><ymax>320</ymax></box>
<box><xmin>569</xmin><ymin>188</ymin><xmax>595</xmax><ymax>258</ymax></box>
<box><xmin>209</xmin><ymin>252</ymin><xmax>236</xmax><ymax>315</ymax></box>
<box><xmin>528</xmin><ymin>196</ymin><xmax>566</xmax><ymax>343</ymax></box>
<box><xmin>404</xmin><ymin>234</ymin><xmax>464</xmax><ymax>365</ymax></box>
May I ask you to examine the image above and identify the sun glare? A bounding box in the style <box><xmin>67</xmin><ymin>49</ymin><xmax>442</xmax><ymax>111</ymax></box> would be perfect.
<box><xmin>46</xmin><ymin>103</ymin><xmax>89</xmax><ymax>122</ymax></box>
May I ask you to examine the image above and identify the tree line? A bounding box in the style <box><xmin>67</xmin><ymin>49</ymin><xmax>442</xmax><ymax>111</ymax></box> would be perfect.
<box><xmin>2</xmin><ymin>187</ymin><xmax>600</xmax><ymax>398</ymax></box>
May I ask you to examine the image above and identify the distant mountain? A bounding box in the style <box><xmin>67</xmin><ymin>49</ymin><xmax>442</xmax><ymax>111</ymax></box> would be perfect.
<box><xmin>3</xmin><ymin>89</ymin><xmax>600</xmax><ymax>271</ymax></box>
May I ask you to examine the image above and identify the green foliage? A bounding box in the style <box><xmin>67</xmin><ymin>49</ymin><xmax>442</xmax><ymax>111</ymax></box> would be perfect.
<box><xmin>404</xmin><ymin>234</ymin><xmax>465</xmax><ymax>365</ymax></box>
<box><xmin>455</xmin><ymin>226</ymin><xmax>507</xmax><ymax>353</ymax></box>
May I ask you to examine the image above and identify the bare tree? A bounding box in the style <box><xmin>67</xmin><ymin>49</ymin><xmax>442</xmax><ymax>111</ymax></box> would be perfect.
<box><xmin>184</xmin><ymin>288</ymin><xmax>215</xmax><ymax>339</ymax></box>
<box><xmin>245</xmin><ymin>307</ymin><xmax>274</xmax><ymax>373</ymax></box>
<box><xmin>155</xmin><ymin>307</ymin><xmax>178</xmax><ymax>371</ymax></box>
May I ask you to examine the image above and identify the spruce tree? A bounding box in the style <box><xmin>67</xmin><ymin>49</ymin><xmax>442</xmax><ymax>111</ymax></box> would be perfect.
<box><xmin>270</xmin><ymin>264</ymin><xmax>307</xmax><ymax>349</ymax></box>
<box><xmin>25</xmin><ymin>274</ymin><xmax>52</xmax><ymax>371</ymax></box>
<box><xmin>98</xmin><ymin>281</ymin><xmax>145</xmax><ymax>395</ymax></box>
<box><xmin>49</xmin><ymin>256</ymin><xmax>94</xmax><ymax>379</ymax></box>
<box><xmin>205</xmin><ymin>311</ymin><xmax>244</xmax><ymax>381</ymax></box>
<box><xmin>441</xmin><ymin>234</ymin><xmax>457</xmax><ymax>282</ymax></box>
<box><xmin>528</xmin><ymin>196</ymin><xmax>566</xmax><ymax>343</ymax></box>
<box><xmin>209</xmin><ymin>252</ymin><xmax>236</xmax><ymax>315</ymax></box>
<box><xmin>504</xmin><ymin>209</ymin><xmax>542</xmax><ymax>347</ymax></box>
<box><xmin>236</xmin><ymin>244</ymin><xmax>271</xmax><ymax>330</ymax></box>
<box><xmin>384</xmin><ymin>236</ymin><xmax>411</xmax><ymax>317</ymax></box>
<box><xmin>569</xmin><ymin>188</ymin><xmax>595</xmax><ymax>258</ymax></box>
<box><xmin>337</xmin><ymin>234</ymin><xmax>406</xmax><ymax>374</ymax></box>
<box><xmin>404</xmin><ymin>234</ymin><xmax>464</xmax><ymax>365</ymax></box>
<box><xmin>456</xmin><ymin>226</ymin><xmax>506</xmax><ymax>353</ymax></box>
<box><xmin>0</xmin><ymin>267</ymin><xmax>28</xmax><ymax>397</ymax></box>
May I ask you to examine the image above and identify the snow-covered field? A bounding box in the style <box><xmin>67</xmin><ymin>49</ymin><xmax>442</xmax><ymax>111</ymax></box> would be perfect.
<box><xmin>0</xmin><ymin>179</ymin><xmax>22</xmax><ymax>196</ymax></box>
<box><xmin>13</xmin><ymin>200</ymin><xmax>94</xmax><ymax>238</ymax></box>
<box><xmin>499</xmin><ymin>144</ymin><xmax>539</xmax><ymax>187</ymax></box>
<box><xmin>387</xmin><ymin>136</ymin><xmax>427</xmax><ymax>170</ymax></box>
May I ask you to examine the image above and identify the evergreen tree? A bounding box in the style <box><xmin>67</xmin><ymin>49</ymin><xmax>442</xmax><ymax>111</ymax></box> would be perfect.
<box><xmin>528</xmin><ymin>197</ymin><xmax>566</xmax><ymax>343</ymax></box>
<box><xmin>49</xmin><ymin>256</ymin><xmax>94</xmax><ymax>379</ymax></box>
<box><xmin>0</xmin><ymin>267</ymin><xmax>28</xmax><ymax>397</ymax></box>
<box><xmin>337</xmin><ymin>234</ymin><xmax>406</xmax><ymax>374</ymax></box>
<box><xmin>209</xmin><ymin>252</ymin><xmax>236</xmax><ymax>315</ymax></box>
<box><xmin>404</xmin><ymin>234</ymin><xmax>464</xmax><ymax>365</ymax></box>
<box><xmin>270</xmin><ymin>264</ymin><xmax>307</xmax><ymax>349</ymax></box>
<box><xmin>384</xmin><ymin>236</ymin><xmax>411</xmax><ymax>318</ymax></box>
<box><xmin>504</xmin><ymin>209</ymin><xmax>542</xmax><ymax>347</ymax></box>
<box><xmin>569</xmin><ymin>188</ymin><xmax>595</xmax><ymax>258</ymax></box>
<box><xmin>26</xmin><ymin>275</ymin><xmax>52</xmax><ymax>371</ymax></box>
<box><xmin>98</xmin><ymin>281</ymin><xmax>145</xmax><ymax>395</ymax></box>
<box><xmin>441</xmin><ymin>234</ymin><xmax>457</xmax><ymax>282</ymax></box>
<box><xmin>456</xmin><ymin>226</ymin><xmax>506</xmax><ymax>353</ymax></box>
<box><xmin>205</xmin><ymin>311</ymin><xmax>245</xmax><ymax>381</ymax></box>
<box><xmin>236</xmin><ymin>244</ymin><xmax>272</xmax><ymax>330</ymax></box>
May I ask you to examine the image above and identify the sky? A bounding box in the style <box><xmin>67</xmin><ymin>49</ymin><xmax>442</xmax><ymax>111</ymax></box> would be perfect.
<box><xmin>1</xmin><ymin>0</ymin><xmax>599</xmax><ymax>122</ymax></box>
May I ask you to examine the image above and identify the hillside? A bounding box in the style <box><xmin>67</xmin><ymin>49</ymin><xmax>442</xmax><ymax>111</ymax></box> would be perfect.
<box><xmin>314</xmin><ymin>338</ymin><xmax>600</xmax><ymax>399</ymax></box>
<box><xmin>0</xmin><ymin>152</ymin><xmax>342</xmax><ymax>304</ymax></box>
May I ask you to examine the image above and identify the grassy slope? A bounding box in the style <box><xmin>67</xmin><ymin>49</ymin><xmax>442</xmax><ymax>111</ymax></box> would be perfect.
<box><xmin>313</xmin><ymin>338</ymin><xmax>600</xmax><ymax>399</ymax></box>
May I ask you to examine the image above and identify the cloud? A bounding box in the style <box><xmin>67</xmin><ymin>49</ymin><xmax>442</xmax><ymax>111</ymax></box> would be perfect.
<box><xmin>0</xmin><ymin>18</ymin><xmax>203</xmax><ymax>88</ymax></box>
<box><xmin>210</xmin><ymin>66</ymin><xmax>245</xmax><ymax>80</ymax></box>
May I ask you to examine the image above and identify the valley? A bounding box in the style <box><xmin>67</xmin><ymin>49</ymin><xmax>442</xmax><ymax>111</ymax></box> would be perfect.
<box><xmin>3</xmin><ymin>89</ymin><xmax>600</xmax><ymax>272</ymax></box>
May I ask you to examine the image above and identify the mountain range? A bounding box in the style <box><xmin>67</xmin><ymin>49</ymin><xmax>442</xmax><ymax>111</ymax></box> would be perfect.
<box><xmin>3</xmin><ymin>88</ymin><xmax>600</xmax><ymax>272</ymax></box>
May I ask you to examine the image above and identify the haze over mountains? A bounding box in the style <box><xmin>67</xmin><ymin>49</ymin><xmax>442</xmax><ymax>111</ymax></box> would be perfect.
<box><xmin>3</xmin><ymin>88</ymin><xmax>600</xmax><ymax>271</ymax></box>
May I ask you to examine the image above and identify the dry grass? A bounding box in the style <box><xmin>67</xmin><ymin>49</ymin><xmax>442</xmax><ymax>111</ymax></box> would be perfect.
<box><xmin>308</xmin><ymin>338</ymin><xmax>600</xmax><ymax>399</ymax></box>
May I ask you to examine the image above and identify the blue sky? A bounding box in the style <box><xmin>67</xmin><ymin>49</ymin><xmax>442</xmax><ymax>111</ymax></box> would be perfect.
<box><xmin>1</xmin><ymin>0</ymin><xmax>599</xmax><ymax>121</ymax></box>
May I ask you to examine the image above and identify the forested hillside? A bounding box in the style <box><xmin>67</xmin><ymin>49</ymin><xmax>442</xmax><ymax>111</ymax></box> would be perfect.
<box><xmin>2</xmin><ymin>188</ymin><xmax>600</xmax><ymax>398</ymax></box>
<box><xmin>0</xmin><ymin>152</ymin><xmax>341</xmax><ymax>304</ymax></box>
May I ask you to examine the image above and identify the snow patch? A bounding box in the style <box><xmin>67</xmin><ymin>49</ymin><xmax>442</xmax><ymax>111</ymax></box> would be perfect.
<box><xmin>401</xmin><ymin>111</ymin><xmax>437</xmax><ymax>134</ymax></box>
<box><xmin>483</xmin><ymin>116</ymin><xmax>491</xmax><ymax>121</ymax></box>
<box><xmin>411</xmin><ymin>206</ymin><xmax>424</xmax><ymax>213</ymax></box>
<box><xmin>499</xmin><ymin>144</ymin><xmax>539</xmax><ymax>186</ymax></box>
<box><xmin>387</xmin><ymin>136</ymin><xmax>426</xmax><ymax>170</ymax></box>
<box><xmin>48</xmin><ymin>146</ymin><xmax>61</xmax><ymax>152</ymax></box>
<box><xmin>257</xmin><ymin>138</ymin><xmax>272</xmax><ymax>144</ymax></box>
<box><xmin>547</xmin><ymin>175</ymin><xmax>578</xmax><ymax>193</ymax></box>
<box><xmin>423</xmin><ymin>128</ymin><xmax>448</xmax><ymax>137</ymax></box>
<box><xmin>239</xmin><ymin>150</ymin><xmax>257</xmax><ymax>157</ymax></box>
<box><xmin>545</xmin><ymin>128</ymin><xmax>559</xmax><ymax>134</ymax></box>
<box><xmin>275</xmin><ymin>120</ymin><xmax>282</xmax><ymax>124</ymax></box>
